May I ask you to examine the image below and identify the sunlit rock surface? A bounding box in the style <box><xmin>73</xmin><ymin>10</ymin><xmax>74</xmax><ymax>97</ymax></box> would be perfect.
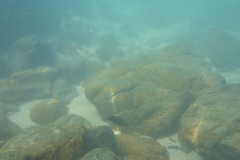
<box><xmin>84</xmin><ymin>44</ymin><xmax>226</xmax><ymax>137</ymax></box>
<box><xmin>178</xmin><ymin>84</ymin><xmax>240</xmax><ymax>160</ymax></box>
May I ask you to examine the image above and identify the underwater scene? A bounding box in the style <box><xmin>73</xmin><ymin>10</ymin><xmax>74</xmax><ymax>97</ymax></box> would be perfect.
<box><xmin>1</xmin><ymin>0</ymin><xmax>240</xmax><ymax>160</ymax></box>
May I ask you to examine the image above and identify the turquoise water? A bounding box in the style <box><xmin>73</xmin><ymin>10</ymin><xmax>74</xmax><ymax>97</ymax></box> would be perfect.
<box><xmin>1</xmin><ymin>1</ymin><xmax>240</xmax><ymax>160</ymax></box>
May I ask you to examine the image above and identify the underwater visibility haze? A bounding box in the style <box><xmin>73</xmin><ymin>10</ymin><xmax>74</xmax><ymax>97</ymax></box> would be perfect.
<box><xmin>0</xmin><ymin>0</ymin><xmax>240</xmax><ymax>160</ymax></box>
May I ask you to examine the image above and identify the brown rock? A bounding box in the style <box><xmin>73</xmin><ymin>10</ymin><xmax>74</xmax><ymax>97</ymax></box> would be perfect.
<box><xmin>178</xmin><ymin>84</ymin><xmax>240</xmax><ymax>160</ymax></box>
<box><xmin>30</xmin><ymin>99</ymin><xmax>68</xmax><ymax>125</ymax></box>
<box><xmin>0</xmin><ymin>124</ymin><xmax>91</xmax><ymax>160</ymax></box>
<box><xmin>116</xmin><ymin>134</ymin><xmax>168</xmax><ymax>160</ymax></box>
<box><xmin>84</xmin><ymin>44</ymin><xmax>225</xmax><ymax>137</ymax></box>
<box><xmin>54</xmin><ymin>114</ymin><xmax>92</xmax><ymax>128</ymax></box>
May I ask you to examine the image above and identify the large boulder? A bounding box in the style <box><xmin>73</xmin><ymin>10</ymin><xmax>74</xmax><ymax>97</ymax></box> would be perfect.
<box><xmin>178</xmin><ymin>84</ymin><xmax>240</xmax><ymax>160</ymax></box>
<box><xmin>84</xmin><ymin>44</ymin><xmax>226</xmax><ymax>137</ymax></box>
<box><xmin>54</xmin><ymin>114</ymin><xmax>118</xmax><ymax>154</ymax></box>
<box><xmin>0</xmin><ymin>66</ymin><xmax>58</xmax><ymax>103</ymax></box>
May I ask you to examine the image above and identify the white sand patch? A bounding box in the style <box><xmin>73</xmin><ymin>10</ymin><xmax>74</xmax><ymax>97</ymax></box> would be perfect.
<box><xmin>157</xmin><ymin>133</ymin><xmax>203</xmax><ymax>160</ymax></box>
<box><xmin>7</xmin><ymin>99</ymin><xmax>45</xmax><ymax>129</ymax></box>
<box><xmin>7</xmin><ymin>85</ymin><xmax>107</xmax><ymax>130</ymax></box>
<box><xmin>219</xmin><ymin>69</ymin><xmax>240</xmax><ymax>84</ymax></box>
<box><xmin>68</xmin><ymin>85</ymin><xmax>108</xmax><ymax>127</ymax></box>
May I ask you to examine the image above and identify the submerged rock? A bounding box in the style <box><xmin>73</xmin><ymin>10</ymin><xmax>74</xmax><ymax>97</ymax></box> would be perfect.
<box><xmin>30</xmin><ymin>99</ymin><xmax>68</xmax><ymax>125</ymax></box>
<box><xmin>52</xmin><ymin>79</ymin><xmax>79</xmax><ymax>105</ymax></box>
<box><xmin>53</xmin><ymin>114</ymin><xmax>93</xmax><ymax>130</ymax></box>
<box><xmin>54</xmin><ymin>53</ymin><xmax>87</xmax><ymax>85</ymax></box>
<box><xmin>85</xmin><ymin>60</ymin><xmax>106</xmax><ymax>77</ymax></box>
<box><xmin>116</xmin><ymin>134</ymin><xmax>168</xmax><ymax>160</ymax></box>
<box><xmin>84</xmin><ymin>44</ymin><xmax>225</xmax><ymax>137</ymax></box>
<box><xmin>79</xmin><ymin>148</ymin><xmax>121</xmax><ymax>160</ymax></box>
<box><xmin>95</xmin><ymin>33</ymin><xmax>125</xmax><ymax>62</ymax></box>
<box><xmin>0</xmin><ymin>151</ymin><xmax>34</xmax><ymax>160</ymax></box>
<box><xmin>6</xmin><ymin>35</ymin><xmax>54</xmax><ymax>72</ymax></box>
<box><xmin>0</xmin><ymin>66</ymin><xmax>58</xmax><ymax>103</ymax></box>
<box><xmin>91</xmin><ymin>126</ymin><xmax>118</xmax><ymax>153</ymax></box>
<box><xmin>0</xmin><ymin>114</ymin><xmax>120</xmax><ymax>160</ymax></box>
<box><xmin>178</xmin><ymin>84</ymin><xmax>240</xmax><ymax>160</ymax></box>
<box><xmin>175</xmin><ymin>27</ymin><xmax>240</xmax><ymax>70</ymax></box>
<box><xmin>200</xmin><ymin>27</ymin><xmax>240</xmax><ymax>70</ymax></box>
<box><xmin>0</xmin><ymin>124</ymin><xmax>91</xmax><ymax>160</ymax></box>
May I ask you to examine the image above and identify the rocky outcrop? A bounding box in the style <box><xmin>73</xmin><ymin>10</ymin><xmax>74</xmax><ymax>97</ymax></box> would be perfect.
<box><xmin>85</xmin><ymin>44</ymin><xmax>226</xmax><ymax>137</ymax></box>
<box><xmin>178</xmin><ymin>84</ymin><xmax>240</xmax><ymax>160</ymax></box>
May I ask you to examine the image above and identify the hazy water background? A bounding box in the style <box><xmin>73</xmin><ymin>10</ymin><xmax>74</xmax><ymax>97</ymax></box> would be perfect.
<box><xmin>1</xmin><ymin>1</ymin><xmax>240</xmax><ymax>160</ymax></box>
<box><xmin>1</xmin><ymin>0</ymin><xmax>240</xmax><ymax>52</ymax></box>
